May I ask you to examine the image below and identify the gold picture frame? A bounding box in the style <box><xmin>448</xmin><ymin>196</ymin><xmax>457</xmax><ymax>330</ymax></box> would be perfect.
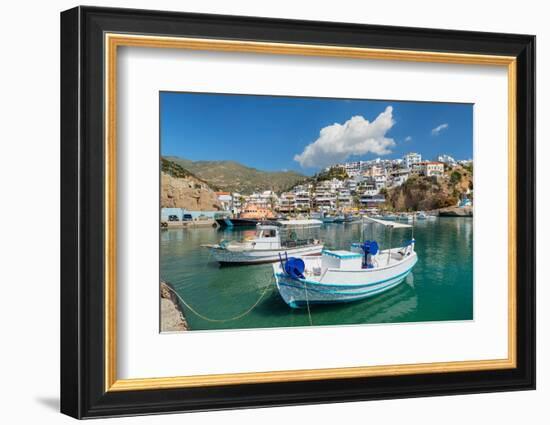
<box><xmin>104</xmin><ymin>34</ymin><xmax>517</xmax><ymax>392</ymax></box>
<box><xmin>61</xmin><ymin>6</ymin><xmax>534</xmax><ymax>418</ymax></box>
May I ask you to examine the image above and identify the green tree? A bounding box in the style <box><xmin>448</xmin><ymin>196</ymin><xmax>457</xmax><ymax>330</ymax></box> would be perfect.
<box><xmin>450</xmin><ymin>170</ymin><xmax>462</xmax><ymax>185</ymax></box>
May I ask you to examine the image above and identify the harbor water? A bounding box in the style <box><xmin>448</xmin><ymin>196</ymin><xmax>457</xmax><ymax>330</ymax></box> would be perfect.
<box><xmin>160</xmin><ymin>218</ymin><xmax>473</xmax><ymax>331</ymax></box>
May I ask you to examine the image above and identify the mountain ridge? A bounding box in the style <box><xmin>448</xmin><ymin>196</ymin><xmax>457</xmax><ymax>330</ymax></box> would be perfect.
<box><xmin>164</xmin><ymin>156</ymin><xmax>307</xmax><ymax>194</ymax></box>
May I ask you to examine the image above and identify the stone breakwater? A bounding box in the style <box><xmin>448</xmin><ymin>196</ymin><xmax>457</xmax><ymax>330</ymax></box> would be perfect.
<box><xmin>160</xmin><ymin>281</ymin><xmax>189</xmax><ymax>332</ymax></box>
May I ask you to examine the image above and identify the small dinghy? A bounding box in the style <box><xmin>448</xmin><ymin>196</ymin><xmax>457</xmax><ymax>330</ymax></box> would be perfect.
<box><xmin>203</xmin><ymin>224</ymin><xmax>323</xmax><ymax>265</ymax></box>
<box><xmin>273</xmin><ymin>217</ymin><xmax>417</xmax><ymax>308</ymax></box>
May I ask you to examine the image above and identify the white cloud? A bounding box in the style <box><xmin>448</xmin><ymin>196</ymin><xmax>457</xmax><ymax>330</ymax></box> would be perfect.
<box><xmin>405</xmin><ymin>136</ymin><xmax>412</xmax><ymax>142</ymax></box>
<box><xmin>294</xmin><ymin>106</ymin><xmax>396</xmax><ymax>168</ymax></box>
<box><xmin>431</xmin><ymin>123</ymin><xmax>449</xmax><ymax>136</ymax></box>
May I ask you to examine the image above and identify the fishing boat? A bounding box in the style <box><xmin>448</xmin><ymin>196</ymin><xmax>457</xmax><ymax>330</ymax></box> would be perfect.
<box><xmin>321</xmin><ymin>214</ymin><xmax>343</xmax><ymax>224</ymax></box>
<box><xmin>203</xmin><ymin>224</ymin><xmax>323</xmax><ymax>265</ymax></box>
<box><xmin>272</xmin><ymin>217</ymin><xmax>417</xmax><ymax>308</ymax></box>
<box><xmin>343</xmin><ymin>214</ymin><xmax>362</xmax><ymax>224</ymax></box>
<box><xmin>277</xmin><ymin>219</ymin><xmax>322</xmax><ymax>229</ymax></box>
<box><xmin>416</xmin><ymin>211</ymin><xmax>428</xmax><ymax>220</ymax></box>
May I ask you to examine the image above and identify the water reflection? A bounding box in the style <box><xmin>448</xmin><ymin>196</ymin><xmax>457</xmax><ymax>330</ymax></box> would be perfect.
<box><xmin>160</xmin><ymin>218</ymin><xmax>473</xmax><ymax>331</ymax></box>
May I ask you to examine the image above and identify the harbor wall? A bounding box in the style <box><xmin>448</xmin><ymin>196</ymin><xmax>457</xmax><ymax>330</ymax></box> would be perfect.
<box><xmin>160</xmin><ymin>208</ymin><xmax>221</xmax><ymax>221</ymax></box>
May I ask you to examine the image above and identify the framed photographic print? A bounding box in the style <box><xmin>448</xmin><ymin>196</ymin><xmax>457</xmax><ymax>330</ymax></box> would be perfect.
<box><xmin>60</xmin><ymin>6</ymin><xmax>536</xmax><ymax>419</ymax></box>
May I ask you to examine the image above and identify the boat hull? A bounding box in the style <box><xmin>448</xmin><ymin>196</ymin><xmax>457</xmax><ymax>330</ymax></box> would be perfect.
<box><xmin>210</xmin><ymin>245</ymin><xmax>324</xmax><ymax>264</ymax></box>
<box><xmin>273</xmin><ymin>252</ymin><xmax>417</xmax><ymax>308</ymax></box>
<box><xmin>216</xmin><ymin>218</ymin><xmax>267</xmax><ymax>228</ymax></box>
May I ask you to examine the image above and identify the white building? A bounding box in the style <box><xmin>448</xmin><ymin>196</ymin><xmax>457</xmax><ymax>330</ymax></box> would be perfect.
<box><xmin>313</xmin><ymin>181</ymin><xmax>337</xmax><ymax>210</ymax></box>
<box><xmin>346</xmin><ymin>175</ymin><xmax>365</xmax><ymax>194</ymax></box>
<box><xmin>343</xmin><ymin>161</ymin><xmax>361</xmax><ymax>176</ymax></box>
<box><xmin>232</xmin><ymin>193</ymin><xmax>243</xmax><ymax>213</ymax></box>
<box><xmin>438</xmin><ymin>154</ymin><xmax>457</xmax><ymax>166</ymax></box>
<box><xmin>389</xmin><ymin>168</ymin><xmax>410</xmax><ymax>187</ymax></box>
<box><xmin>357</xmin><ymin>180</ymin><xmax>378</xmax><ymax>196</ymax></box>
<box><xmin>337</xmin><ymin>188</ymin><xmax>353</xmax><ymax>208</ymax></box>
<box><xmin>278</xmin><ymin>192</ymin><xmax>297</xmax><ymax>213</ymax></box>
<box><xmin>294</xmin><ymin>191</ymin><xmax>311</xmax><ymax>211</ymax></box>
<box><xmin>364</xmin><ymin>164</ymin><xmax>385</xmax><ymax>178</ymax></box>
<box><xmin>215</xmin><ymin>192</ymin><xmax>233</xmax><ymax>211</ymax></box>
<box><xmin>372</xmin><ymin>175</ymin><xmax>387</xmax><ymax>191</ymax></box>
<box><xmin>403</xmin><ymin>152</ymin><xmax>422</xmax><ymax>169</ymax></box>
<box><xmin>247</xmin><ymin>190</ymin><xmax>278</xmax><ymax>208</ymax></box>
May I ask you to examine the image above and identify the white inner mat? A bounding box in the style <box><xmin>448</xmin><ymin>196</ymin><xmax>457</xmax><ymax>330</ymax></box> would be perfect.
<box><xmin>117</xmin><ymin>46</ymin><xmax>509</xmax><ymax>379</ymax></box>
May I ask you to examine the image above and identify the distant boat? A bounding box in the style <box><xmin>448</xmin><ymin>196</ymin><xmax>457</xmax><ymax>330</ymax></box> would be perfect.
<box><xmin>277</xmin><ymin>219</ymin><xmax>322</xmax><ymax>229</ymax></box>
<box><xmin>416</xmin><ymin>211</ymin><xmax>428</xmax><ymax>220</ymax></box>
<box><xmin>343</xmin><ymin>214</ymin><xmax>362</xmax><ymax>223</ymax></box>
<box><xmin>397</xmin><ymin>214</ymin><xmax>413</xmax><ymax>222</ymax></box>
<box><xmin>216</xmin><ymin>204</ymin><xmax>276</xmax><ymax>228</ymax></box>
<box><xmin>382</xmin><ymin>213</ymin><xmax>398</xmax><ymax>221</ymax></box>
<box><xmin>203</xmin><ymin>224</ymin><xmax>323</xmax><ymax>265</ymax></box>
<box><xmin>216</xmin><ymin>217</ymin><xmax>260</xmax><ymax>227</ymax></box>
<box><xmin>273</xmin><ymin>217</ymin><xmax>417</xmax><ymax>308</ymax></box>
<box><xmin>322</xmin><ymin>213</ymin><xmax>346</xmax><ymax>223</ymax></box>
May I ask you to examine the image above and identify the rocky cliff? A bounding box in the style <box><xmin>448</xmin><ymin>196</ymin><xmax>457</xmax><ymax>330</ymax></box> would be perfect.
<box><xmin>161</xmin><ymin>172</ymin><xmax>221</xmax><ymax>210</ymax></box>
<box><xmin>384</xmin><ymin>165</ymin><xmax>473</xmax><ymax>212</ymax></box>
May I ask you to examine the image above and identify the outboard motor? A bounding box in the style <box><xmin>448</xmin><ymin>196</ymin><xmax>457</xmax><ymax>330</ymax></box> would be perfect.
<box><xmin>360</xmin><ymin>240</ymin><xmax>379</xmax><ymax>269</ymax></box>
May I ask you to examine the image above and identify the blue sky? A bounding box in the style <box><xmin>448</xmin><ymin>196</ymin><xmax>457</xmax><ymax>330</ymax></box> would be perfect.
<box><xmin>161</xmin><ymin>91</ymin><xmax>473</xmax><ymax>176</ymax></box>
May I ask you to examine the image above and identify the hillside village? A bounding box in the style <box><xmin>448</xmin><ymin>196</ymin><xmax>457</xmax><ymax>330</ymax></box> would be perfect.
<box><xmin>212</xmin><ymin>153</ymin><xmax>473</xmax><ymax>215</ymax></box>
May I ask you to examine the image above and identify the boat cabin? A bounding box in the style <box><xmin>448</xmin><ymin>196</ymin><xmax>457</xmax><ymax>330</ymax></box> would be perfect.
<box><xmin>321</xmin><ymin>250</ymin><xmax>363</xmax><ymax>271</ymax></box>
<box><xmin>249</xmin><ymin>224</ymin><xmax>320</xmax><ymax>250</ymax></box>
<box><xmin>250</xmin><ymin>225</ymin><xmax>282</xmax><ymax>250</ymax></box>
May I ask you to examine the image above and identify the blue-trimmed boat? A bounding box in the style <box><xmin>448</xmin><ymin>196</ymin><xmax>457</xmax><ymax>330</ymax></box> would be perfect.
<box><xmin>272</xmin><ymin>217</ymin><xmax>417</xmax><ymax>308</ymax></box>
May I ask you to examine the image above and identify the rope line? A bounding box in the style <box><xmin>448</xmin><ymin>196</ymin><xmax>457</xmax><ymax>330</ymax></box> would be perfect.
<box><xmin>164</xmin><ymin>274</ymin><xmax>273</xmax><ymax>323</ymax></box>
<box><xmin>303</xmin><ymin>281</ymin><xmax>313</xmax><ymax>326</ymax></box>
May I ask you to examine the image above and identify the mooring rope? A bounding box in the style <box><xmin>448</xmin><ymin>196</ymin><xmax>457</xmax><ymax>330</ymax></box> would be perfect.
<box><xmin>164</xmin><ymin>272</ymin><xmax>274</xmax><ymax>323</ymax></box>
<box><xmin>303</xmin><ymin>281</ymin><xmax>313</xmax><ymax>326</ymax></box>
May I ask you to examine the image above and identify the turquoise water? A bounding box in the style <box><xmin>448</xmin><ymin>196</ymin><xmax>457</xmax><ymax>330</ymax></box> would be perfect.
<box><xmin>160</xmin><ymin>218</ymin><xmax>473</xmax><ymax>331</ymax></box>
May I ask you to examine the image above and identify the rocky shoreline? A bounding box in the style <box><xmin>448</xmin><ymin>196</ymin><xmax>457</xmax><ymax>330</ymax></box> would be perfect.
<box><xmin>438</xmin><ymin>206</ymin><xmax>473</xmax><ymax>217</ymax></box>
<box><xmin>160</xmin><ymin>281</ymin><xmax>189</xmax><ymax>332</ymax></box>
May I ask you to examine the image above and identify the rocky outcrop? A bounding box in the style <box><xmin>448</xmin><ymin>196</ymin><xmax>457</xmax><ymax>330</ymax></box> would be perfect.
<box><xmin>160</xmin><ymin>281</ymin><xmax>189</xmax><ymax>332</ymax></box>
<box><xmin>161</xmin><ymin>172</ymin><xmax>221</xmax><ymax>210</ymax></box>
<box><xmin>438</xmin><ymin>206</ymin><xmax>473</xmax><ymax>217</ymax></box>
<box><xmin>384</xmin><ymin>165</ymin><xmax>473</xmax><ymax>212</ymax></box>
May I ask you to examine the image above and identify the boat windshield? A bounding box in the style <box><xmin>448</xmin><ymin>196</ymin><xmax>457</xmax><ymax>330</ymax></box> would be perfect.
<box><xmin>257</xmin><ymin>228</ymin><xmax>277</xmax><ymax>238</ymax></box>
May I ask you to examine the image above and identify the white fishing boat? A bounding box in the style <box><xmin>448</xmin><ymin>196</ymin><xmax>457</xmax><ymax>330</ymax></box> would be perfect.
<box><xmin>416</xmin><ymin>211</ymin><xmax>428</xmax><ymax>220</ymax></box>
<box><xmin>273</xmin><ymin>217</ymin><xmax>417</xmax><ymax>308</ymax></box>
<box><xmin>203</xmin><ymin>224</ymin><xmax>323</xmax><ymax>265</ymax></box>
<box><xmin>277</xmin><ymin>218</ymin><xmax>322</xmax><ymax>229</ymax></box>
